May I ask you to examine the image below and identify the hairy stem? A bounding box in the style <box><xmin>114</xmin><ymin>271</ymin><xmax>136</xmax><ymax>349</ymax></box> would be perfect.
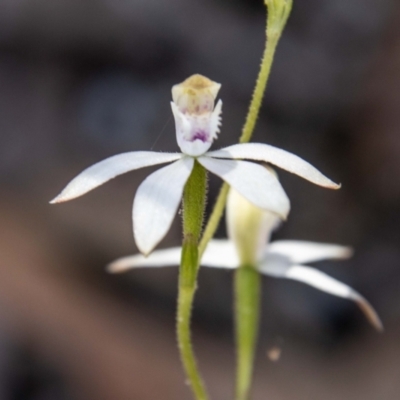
<box><xmin>177</xmin><ymin>160</ymin><xmax>208</xmax><ymax>400</ymax></box>
<box><xmin>239</xmin><ymin>34</ymin><xmax>279</xmax><ymax>144</ymax></box>
<box><xmin>198</xmin><ymin>183</ymin><xmax>229</xmax><ymax>257</ymax></box>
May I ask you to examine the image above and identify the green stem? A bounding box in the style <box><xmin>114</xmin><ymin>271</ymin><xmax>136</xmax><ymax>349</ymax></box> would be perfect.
<box><xmin>199</xmin><ymin>12</ymin><xmax>284</xmax><ymax>259</ymax></box>
<box><xmin>177</xmin><ymin>160</ymin><xmax>208</xmax><ymax>400</ymax></box>
<box><xmin>198</xmin><ymin>183</ymin><xmax>229</xmax><ymax>257</ymax></box>
<box><xmin>239</xmin><ymin>33</ymin><xmax>278</xmax><ymax>144</ymax></box>
<box><xmin>234</xmin><ymin>266</ymin><xmax>261</xmax><ymax>400</ymax></box>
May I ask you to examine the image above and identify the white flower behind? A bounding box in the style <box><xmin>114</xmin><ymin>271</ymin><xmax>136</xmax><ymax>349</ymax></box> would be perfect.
<box><xmin>109</xmin><ymin>188</ymin><xmax>382</xmax><ymax>331</ymax></box>
<box><xmin>51</xmin><ymin>74</ymin><xmax>339</xmax><ymax>256</ymax></box>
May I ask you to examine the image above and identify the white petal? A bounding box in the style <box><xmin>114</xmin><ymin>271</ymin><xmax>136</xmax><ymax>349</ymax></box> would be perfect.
<box><xmin>198</xmin><ymin>157</ymin><xmax>290</xmax><ymax>218</ymax></box>
<box><xmin>200</xmin><ymin>239</ymin><xmax>239</xmax><ymax>268</ymax></box>
<box><xmin>107</xmin><ymin>247</ymin><xmax>182</xmax><ymax>273</ymax></box>
<box><xmin>133</xmin><ymin>157</ymin><xmax>194</xmax><ymax>255</ymax></box>
<box><xmin>50</xmin><ymin>152</ymin><xmax>182</xmax><ymax>203</ymax></box>
<box><xmin>207</xmin><ymin>143</ymin><xmax>340</xmax><ymax>189</ymax></box>
<box><xmin>260</xmin><ymin>259</ymin><xmax>383</xmax><ymax>331</ymax></box>
<box><xmin>268</xmin><ymin>240</ymin><xmax>353</xmax><ymax>264</ymax></box>
<box><xmin>107</xmin><ymin>239</ymin><xmax>238</xmax><ymax>273</ymax></box>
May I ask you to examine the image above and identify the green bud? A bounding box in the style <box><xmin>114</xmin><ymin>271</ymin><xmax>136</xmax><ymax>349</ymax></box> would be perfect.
<box><xmin>264</xmin><ymin>0</ymin><xmax>293</xmax><ymax>39</ymax></box>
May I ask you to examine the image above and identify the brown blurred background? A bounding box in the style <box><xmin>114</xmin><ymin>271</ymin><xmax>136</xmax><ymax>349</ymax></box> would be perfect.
<box><xmin>0</xmin><ymin>0</ymin><xmax>400</xmax><ymax>399</ymax></box>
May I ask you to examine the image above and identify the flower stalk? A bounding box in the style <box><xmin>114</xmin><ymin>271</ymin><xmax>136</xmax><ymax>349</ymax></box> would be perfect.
<box><xmin>227</xmin><ymin>186</ymin><xmax>280</xmax><ymax>400</ymax></box>
<box><xmin>199</xmin><ymin>0</ymin><xmax>293</xmax><ymax>258</ymax></box>
<box><xmin>178</xmin><ymin>160</ymin><xmax>209</xmax><ymax>400</ymax></box>
<box><xmin>234</xmin><ymin>266</ymin><xmax>261</xmax><ymax>400</ymax></box>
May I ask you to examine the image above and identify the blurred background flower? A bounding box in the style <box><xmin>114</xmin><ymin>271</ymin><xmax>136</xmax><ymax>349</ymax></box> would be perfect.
<box><xmin>0</xmin><ymin>0</ymin><xmax>399</xmax><ymax>399</ymax></box>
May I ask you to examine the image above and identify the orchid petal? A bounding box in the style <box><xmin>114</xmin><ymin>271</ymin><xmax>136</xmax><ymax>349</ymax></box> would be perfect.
<box><xmin>108</xmin><ymin>247</ymin><xmax>182</xmax><ymax>273</ymax></box>
<box><xmin>207</xmin><ymin>143</ymin><xmax>340</xmax><ymax>189</ymax></box>
<box><xmin>133</xmin><ymin>157</ymin><xmax>194</xmax><ymax>256</ymax></box>
<box><xmin>260</xmin><ymin>259</ymin><xmax>383</xmax><ymax>331</ymax></box>
<box><xmin>198</xmin><ymin>157</ymin><xmax>290</xmax><ymax>219</ymax></box>
<box><xmin>108</xmin><ymin>239</ymin><xmax>238</xmax><ymax>273</ymax></box>
<box><xmin>50</xmin><ymin>152</ymin><xmax>182</xmax><ymax>203</ymax></box>
<box><xmin>268</xmin><ymin>240</ymin><xmax>353</xmax><ymax>264</ymax></box>
<box><xmin>200</xmin><ymin>239</ymin><xmax>239</xmax><ymax>268</ymax></box>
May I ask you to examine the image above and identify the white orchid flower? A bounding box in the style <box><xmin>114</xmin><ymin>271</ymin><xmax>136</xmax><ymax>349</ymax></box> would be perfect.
<box><xmin>51</xmin><ymin>74</ymin><xmax>338</xmax><ymax>256</ymax></box>
<box><xmin>108</xmin><ymin>188</ymin><xmax>382</xmax><ymax>331</ymax></box>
